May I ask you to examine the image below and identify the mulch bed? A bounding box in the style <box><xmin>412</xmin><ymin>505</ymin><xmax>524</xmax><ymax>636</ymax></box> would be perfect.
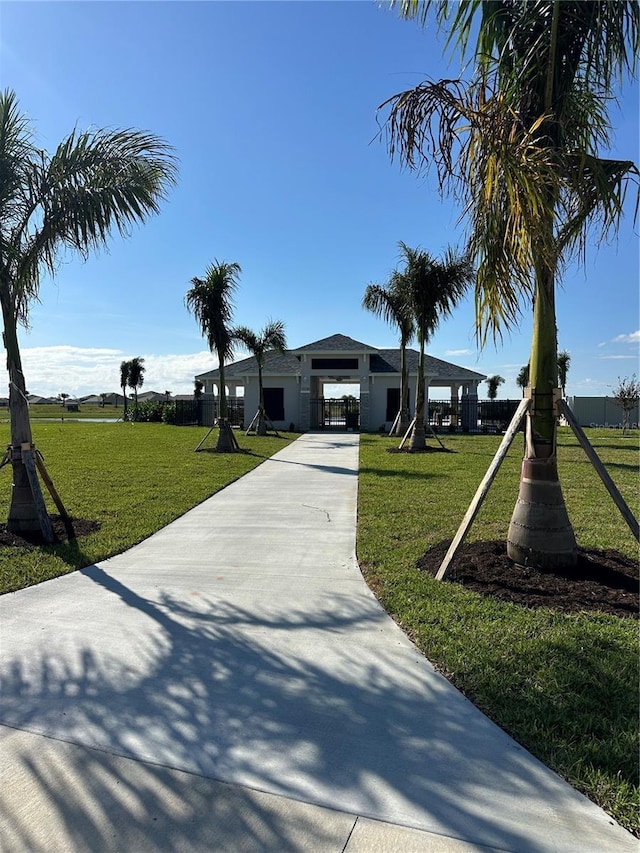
<box><xmin>417</xmin><ymin>539</ymin><xmax>639</xmax><ymax>619</ymax></box>
<box><xmin>0</xmin><ymin>515</ymin><xmax>101</xmax><ymax>547</ymax></box>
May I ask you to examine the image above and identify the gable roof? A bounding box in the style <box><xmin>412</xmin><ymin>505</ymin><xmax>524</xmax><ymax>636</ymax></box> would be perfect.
<box><xmin>292</xmin><ymin>333</ymin><xmax>378</xmax><ymax>354</ymax></box>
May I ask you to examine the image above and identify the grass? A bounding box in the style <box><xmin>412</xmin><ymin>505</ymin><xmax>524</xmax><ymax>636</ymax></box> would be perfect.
<box><xmin>357</xmin><ymin>427</ymin><xmax>639</xmax><ymax>835</ymax></box>
<box><xmin>0</xmin><ymin>421</ymin><xmax>298</xmax><ymax>593</ymax></box>
<box><xmin>1</xmin><ymin>421</ymin><xmax>638</xmax><ymax>832</ymax></box>
<box><xmin>0</xmin><ymin>404</ymin><xmax>124</xmax><ymax>421</ymax></box>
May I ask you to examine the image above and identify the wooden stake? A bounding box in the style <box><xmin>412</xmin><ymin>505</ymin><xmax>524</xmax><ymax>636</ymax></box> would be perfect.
<box><xmin>35</xmin><ymin>451</ymin><xmax>74</xmax><ymax>539</ymax></box>
<box><xmin>399</xmin><ymin>417</ymin><xmax>416</xmax><ymax>450</ymax></box>
<box><xmin>435</xmin><ymin>397</ymin><xmax>530</xmax><ymax>581</ymax></box>
<box><xmin>557</xmin><ymin>399</ymin><xmax>639</xmax><ymax>542</ymax></box>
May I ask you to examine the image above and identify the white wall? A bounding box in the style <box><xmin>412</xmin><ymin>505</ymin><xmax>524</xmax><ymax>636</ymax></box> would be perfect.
<box><xmin>242</xmin><ymin>376</ymin><xmax>300</xmax><ymax>429</ymax></box>
<box><xmin>567</xmin><ymin>396</ymin><xmax>639</xmax><ymax>428</ymax></box>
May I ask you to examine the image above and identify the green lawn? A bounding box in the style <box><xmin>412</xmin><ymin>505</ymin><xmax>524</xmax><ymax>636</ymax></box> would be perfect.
<box><xmin>357</xmin><ymin>428</ymin><xmax>639</xmax><ymax>835</ymax></box>
<box><xmin>0</xmin><ymin>404</ymin><xmax>124</xmax><ymax>421</ymax></box>
<box><xmin>0</xmin><ymin>421</ymin><xmax>297</xmax><ymax>593</ymax></box>
<box><xmin>0</xmin><ymin>421</ymin><xmax>637</xmax><ymax>833</ymax></box>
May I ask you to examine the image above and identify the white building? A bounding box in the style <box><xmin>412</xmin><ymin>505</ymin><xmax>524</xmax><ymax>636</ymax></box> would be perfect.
<box><xmin>196</xmin><ymin>333</ymin><xmax>486</xmax><ymax>432</ymax></box>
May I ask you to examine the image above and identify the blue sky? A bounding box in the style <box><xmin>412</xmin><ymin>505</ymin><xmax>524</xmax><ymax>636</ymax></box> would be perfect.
<box><xmin>1</xmin><ymin>0</ymin><xmax>638</xmax><ymax>400</ymax></box>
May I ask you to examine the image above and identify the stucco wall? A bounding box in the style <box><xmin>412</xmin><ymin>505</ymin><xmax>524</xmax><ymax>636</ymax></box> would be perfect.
<box><xmin>367</xmin><ymin>377</ymin><xmax>416</xmax><ymax>430</ymax></box>
<box><xmin>242</xmin><ymin>376</ymin><xmax>300</xmax><ymax>429</ymax></box>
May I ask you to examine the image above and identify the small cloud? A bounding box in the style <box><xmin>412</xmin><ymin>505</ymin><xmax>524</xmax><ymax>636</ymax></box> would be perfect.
<box><xmin>598</xmin><ymin>355</ymin><xmax>636</xmax><ymax>360</ymax></box>
<box><xmin>597</xmin><ymin>341</ymin><xmax>606</xmax><ymax>348</ymax></box>
<box><xmin>612</xmin><ymin>331</ymin><xmax>640</xmax><ymax>344</ymax></box>
<box><xmin>445</xmin><ymin>348</ymin><xmax>473</xmax><ymax>356</ymax></box>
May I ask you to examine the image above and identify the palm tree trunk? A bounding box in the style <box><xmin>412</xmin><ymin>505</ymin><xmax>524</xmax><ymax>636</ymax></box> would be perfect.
<box><xmin>0</xmin><ymin>288</ymin><xmax>41</xmax><ymax>536</ymax></box>
<box><xmin>392</xmin><ymin>344</ymin><xmax>411</xmax><ymax>437</ymax></box>
<box><xmin>408</xmin><ymin>336</ymin><xmax>426</xmax><ymax>451</ymax></box>
<box><xmin>507</xmin><ymin>269</ymin><xmax>577</xmax><ymax>570</ymax></box>
<box><xmin>257</xmin><ymin>364</ymin><xmax>267</xmax><ymax>436</ymax></box>
<box><xmin>215</xmin><ymin>358</ymin><xmax>237</xmax><ymax>452</ymax></box>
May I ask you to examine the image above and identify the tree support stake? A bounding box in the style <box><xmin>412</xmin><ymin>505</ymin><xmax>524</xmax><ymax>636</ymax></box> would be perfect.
<box><xmin>436</xmin><ymin>397</ymin><xmax>530</xmax><ymax>581</ymax></box>
<box><xmin>557</xmin><ymin>398</ymin><xmax>639</xmax><ymax>542</ymax></box>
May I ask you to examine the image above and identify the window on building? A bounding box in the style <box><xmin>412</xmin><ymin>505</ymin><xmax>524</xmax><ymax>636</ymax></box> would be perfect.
<box><xmin>386</xmin><ymin>388</ymin><xmax>400</xmax><ymax>421</ymax></box>
<box><xmin>311</xmin><ymin>358</ymin><xmax>359</xmax><ymax>370</ymax></box>
<box><xmin>263</xmin><ymin>387</ymin><xmax>285</xmax><ymax>421</ymax></box>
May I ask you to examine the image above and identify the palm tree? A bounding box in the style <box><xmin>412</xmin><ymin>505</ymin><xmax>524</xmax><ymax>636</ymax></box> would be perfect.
<box><xmin>557</xmin><ymin>350</ymin><xmax>571</xmax><ymax>398</ymax></box>
<box><xmin>185</xmin><ymin>260</ymin><xmax>241</xmax><ymax>452</ymax></box>
<box><xmin>0</xmin><ymin>89</ymin><xmax>176</xmax><ymax>537</ymax></box>
<box><xmin>233</xmin><ymin>320</ymin><xmax>287</xmax><ymax>436</ymax></box>
<box><xmin>399</xmin><ymin>242</ymin><xmax>474</xmax><ymax>451</ymax></box>
<box><xmin>120</xmin><ymin>360</ymin><xmax>131</xmax><ymax>417</ymax></box>
<box><xmin>486</xmin><ymin>375</ymin><xmax>505</xmax><ymax>401</ymax></box>
<box><xmin>516</xmin><ymin>364</ymin><xmax>530</xmax><ymax>398</ymax></box>
<box><xmin>383</xmin><ymin>1</ymin><xmax>638</xmax><ymax>569</ymax></box>
<box><xmin>362</xmin><ymin>271</ymin><xmax>415</xmax><ymax>436</ymax></box>
<box><xmin>127</xmin><ymin>357</ymin><xmax>145</xmax><ymax>408</ymax></box>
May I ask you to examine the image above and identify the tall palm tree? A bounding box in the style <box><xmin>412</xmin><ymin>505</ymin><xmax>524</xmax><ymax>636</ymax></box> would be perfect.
<box><xmin>0</xmin><ymin>89</ymin><xmax>176</xmax><ymax>537</ymax></box>
<box><xmin>557</xmin><ymin>350</ymin><xmax>571</xmax><ymax>398</ymax></box>
<box><xmin>127</xmin><ymin>357</ymin><xmax>146</xmax><ymax>408</ymax></box>
<box><xmin>362</xmin><ymin>271</ymin><xmax>415</xmax><ymax>436</ymax></box>
<box><xmin>233</xmin><ymin>320</ymin><xmax>287</xmax><ymax>436</ymax></box>
<box><xmin>185</xmin><ymin>260</ymin><xmax>241</xmax><ymax>452</ymax></box>
<box><xmin>120</xmin><ymin>360</ymin><xmax>131</xmax><ymax>417</ymax></box>
<box><xmin>383</xmin><ymin>1</ymin><xmax>638</xmax><ymax>569</ymax></box>
<box><xmin>399</xmin><ymin>242</ymin><xmax>474</xmax><ymax>451</ymax></box>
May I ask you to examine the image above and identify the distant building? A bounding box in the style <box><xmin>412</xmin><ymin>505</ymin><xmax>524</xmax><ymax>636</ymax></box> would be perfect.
<box><xmin>196</xmin><ymin>332</ymin><xmax>486</xmax><ymax>432</ymax></box>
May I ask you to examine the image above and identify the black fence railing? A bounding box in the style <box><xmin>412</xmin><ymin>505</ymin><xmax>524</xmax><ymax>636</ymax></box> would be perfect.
<box><xmin>310</xmin><ymin>398</ymin><xmax>360</xmax><ymax>430</ymax></box>
<box><xmin>428</xmin><ymin>398</ymin><xmax>523</xmax><ymax>433</ymax></box>
<box><xmin>174</xmin><ymin>398</ymin><xmax>244</xmax><ymax>428</ymax></box>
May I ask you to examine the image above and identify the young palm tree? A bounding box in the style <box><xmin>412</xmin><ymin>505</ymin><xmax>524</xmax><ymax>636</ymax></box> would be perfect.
<box><xmin>362</xmin><ymin>272</ymin><xmax>415</xmax><ymax>436</ymax></box>
<box><xmin>120</xmin><ymin>360</ymin><xmax>131</xmax><ymax>417</ymax></box>
<box><xmin>185</xmin><ymin>260</ymin><xmax>241</xmax><ymax>452</ymax></box>
<box><xmin>557</xmin><ymin>350</ymin><xmax>571</xmax><ymax>399</ymax></box>
<box><xmin>486</xmin><ymin>375</ymin><xmax>505</xmax><ymax>401</ymax></box>
<box><xmin>127</xmin><ymin>357</ymin><xmax>146</xmax><ymax>408</ymax></box>
<box><xmin>383</xmin><ymin>1</ymin><xmax>639</xmax><ymax>569</ymax></box>
<box><xmin>0</xmin><ymin>89</ymin><xmax>176</xmax><ymax>537</ymax></box>
<box><xmin>233</xmin><ymin>320</ymin><xmax>287</xmax><ymax>436</ymax></box>
<box><xmin>399</xmin><ymin>242</ymin><xmax>474</xmax><ymax>451</ymax></box>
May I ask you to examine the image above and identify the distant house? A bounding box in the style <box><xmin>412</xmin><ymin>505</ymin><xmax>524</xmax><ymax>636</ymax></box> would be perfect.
<box><xmin>195</xmin><ymin>333</ymin><xmax>486</xmax><ymax>432</ymax></box>
<box><xmin>136</xmin><ymin>391</ymin><xmax>171</xmax><ymax>403</ymax></box>
<box><xmin>27</xmin><ymin>395</ymin><xmax>58</xmax><ymax>405</ymax></box>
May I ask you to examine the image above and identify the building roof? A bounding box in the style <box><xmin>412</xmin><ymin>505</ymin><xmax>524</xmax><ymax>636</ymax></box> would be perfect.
<box><xmin>292</xmin><ymin>333</ymin><xmax>378</xmax><ymax>354</ymax></box>
<box><xmin>196</xmin><ymin>333</ymin><xmax>486</xmax><ymax>384</ymax></box>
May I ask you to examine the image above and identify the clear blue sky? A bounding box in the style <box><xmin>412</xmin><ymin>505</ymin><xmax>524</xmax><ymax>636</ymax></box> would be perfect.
<box><xmin>1</xmin><ymin>0</ymin><xmax>638</xmax><ymax>400</ymax></box>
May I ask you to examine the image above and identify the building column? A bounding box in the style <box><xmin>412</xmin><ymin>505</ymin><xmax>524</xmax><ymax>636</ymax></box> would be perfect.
<box><xmin>300</xmin><ymin>374</ymin><xmax>311</xmax><ymax>431</ymax></box>
<box><xmin>461</xmin><ymin>382</ymin><xmax>479</xmax><ymax>432</ymax></box>
<box><xmin>359</xmin><ymin>387</ymin><xmax>370</xmax><ymax>431</ymax></box>
<box><xmin>450</xmin><ymin>384</ymin><xmax>460</xmax><ymax>429</ymax></box>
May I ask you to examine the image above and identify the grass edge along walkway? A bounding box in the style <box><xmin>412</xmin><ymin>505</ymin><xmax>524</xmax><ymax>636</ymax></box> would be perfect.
<box><xmin>356</xmin><ymin>430</ymin><xmax>639</xmax><ymax>837</ymax></box>
<box><xmin>0</xmin><ymin>422</ymin><xmax>298</xmax><ymax>594</ymax></box>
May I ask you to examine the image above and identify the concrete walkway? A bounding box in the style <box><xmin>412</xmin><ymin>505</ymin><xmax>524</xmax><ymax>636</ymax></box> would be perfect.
<box><xmin>0</xmin><ymin>433</ymin><xmax>635</xmax><ymax>852</ymax></box>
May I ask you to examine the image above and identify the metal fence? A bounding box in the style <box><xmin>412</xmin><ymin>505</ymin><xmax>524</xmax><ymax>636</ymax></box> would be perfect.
<box><xmin>428</xmin><ymin>399</ymin><xmax>523</xmax><ymax>433</ymax></box>
<box><xmin>310</xmin><ymin>398</ymin><xmax>360</xmax><ymax>430</ymax></box>
<box><xmin>174</xmin><ymin>398</ymin><xmax>244</xmax><ymax>428</ymax></box>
